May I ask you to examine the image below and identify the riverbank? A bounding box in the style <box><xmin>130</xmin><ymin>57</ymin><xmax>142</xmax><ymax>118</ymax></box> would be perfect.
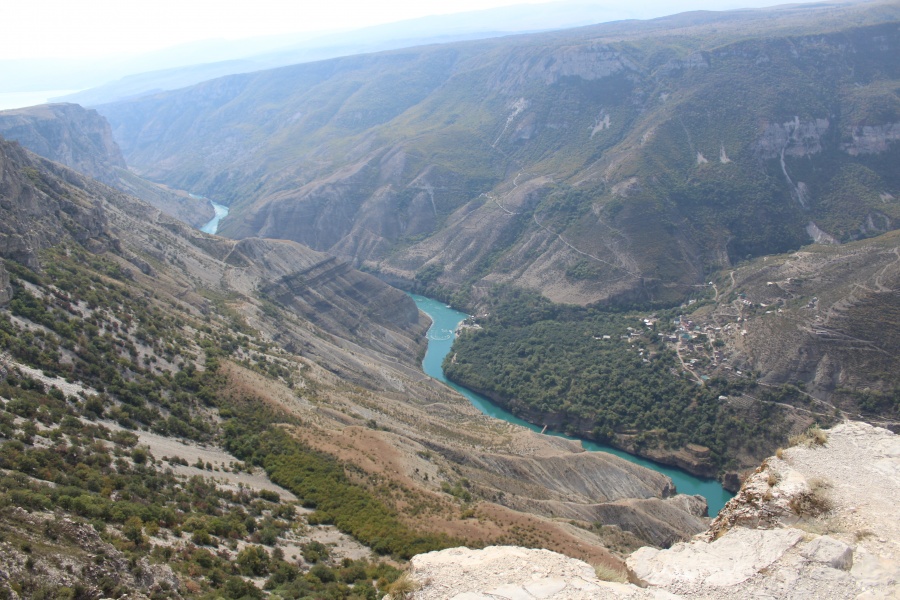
<box><xmin>409</xmin><ymin>293</ymin><xmax>734</xmax><ymax>515</ymax></box>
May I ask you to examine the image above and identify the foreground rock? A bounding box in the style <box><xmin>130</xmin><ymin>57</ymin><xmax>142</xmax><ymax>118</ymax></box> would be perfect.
<box><xmin>406</xmin><ymin>422</ymin><xmax>900</xmax><ymax>599</ymax></box>
<box><xmin>405</xmin><ymin>546</ymin><xmax>671</xmax><ymax>600</ymax></box>
<box><xmin>627</xmin><ymin>421</ymin><xmax>900</xmax><ymax>599</ymax></box>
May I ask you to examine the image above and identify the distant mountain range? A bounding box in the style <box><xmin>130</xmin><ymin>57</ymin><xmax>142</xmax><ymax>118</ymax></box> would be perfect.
<box><xmin>95</xmin><ymin>0</ymin><xmax>900</xmax><ymax>307</ymax></box>
<box><xmin>5</xmin><ymin>1</ymin><xmax>652</xmax><ymax>108</ymax></box>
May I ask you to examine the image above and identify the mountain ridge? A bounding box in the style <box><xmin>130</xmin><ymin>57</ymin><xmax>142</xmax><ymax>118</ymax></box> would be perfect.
<box><xmin>0</xmin><ymin>103</ymin><xmax>214</xmax><ymax>228</ymax></box>
<box><xmin>96</xmin><ymin>2</ymin><xmax>900</xmax><ymax>306</ymax></box>
<box><xmin>0</xmin><ymin>135</ymin><xmax>713</xmax><ymax>596</ymax></box>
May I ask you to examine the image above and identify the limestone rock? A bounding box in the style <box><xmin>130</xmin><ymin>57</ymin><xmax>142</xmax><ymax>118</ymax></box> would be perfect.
<box><xmin>407</xmin><ymin>423</ymin><xmax>900</xmax><ymax>600</ymax></box>
<box><xmin>801</xmin><ymin>535</ymin><xmax>853</xmax><ymax>570</ymax></box>
<box><xmin>626</xmin><ymin>422</ymin><xmax>900</xmax><ymax>598</ymax></box>
<box><xmin>627</xmin><ymin>528</ymin><xmax>804</xmax><ymax>588</ymax></box>
<box><xmin>405</xmin><ymin>546</ymin><xmax>680</xmax><ymax>600</ymax></box>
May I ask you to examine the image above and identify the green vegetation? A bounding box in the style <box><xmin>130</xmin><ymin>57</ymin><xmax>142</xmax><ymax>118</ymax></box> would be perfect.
<box><xmin>444</xmin><ymin>287</ymin><xmax>790</xmax><ymax>471</ymax></box>
<box><xmin>0</xmin><ymin>244</ymin><xmax>443</xmax><ymax>598</ymax></box>
<box><xmin>222</xmin><ymin>406</ymin><xmax>456</xmax><ymax>559</ymax></box>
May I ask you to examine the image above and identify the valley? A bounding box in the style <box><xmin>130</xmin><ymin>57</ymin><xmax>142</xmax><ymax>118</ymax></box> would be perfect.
<box><xmin>0</xmin><ymin>134</ymin><xmax>707</xmax><ymax>597</ymax></box>
<box><xmin>0</xmin><ymin>0</ymin><xmax>898</xmax><ymax>597</ymax></box>
<box><xmin>412</xmin><ymin>293</ymin><xmax>734</xmax><ymax>514</ymax></box>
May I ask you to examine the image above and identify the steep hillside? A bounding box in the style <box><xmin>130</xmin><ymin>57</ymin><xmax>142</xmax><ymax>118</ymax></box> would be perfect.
<box><xmin>97</xmin><ymin>1</ymin><xmax>900</xmax><ymax>306</ymax></box>
<box><xmin>0</xmin><ymin>103</ymin><xmax>213</xmax><ymax>228</ymax></box>
<box><xmin>0</xmin><ymin>137</ymin><xmax>712</xmax><ymax>596</ymax></box>
<box><xmin>685</xmin><ymin>230</ymin><xmax>900</xmax><ymax>428</ymax></box>
<box><xmin>443</xmin><ymin>229</ymin><xmax>900</xmax><ymax>485</ymax></box>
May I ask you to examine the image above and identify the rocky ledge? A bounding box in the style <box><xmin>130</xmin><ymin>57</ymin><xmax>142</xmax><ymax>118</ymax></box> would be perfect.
<box><xmin>400</xmin><ymin>422</ymin><xmax>900</xmax><ymax>599</ymax></box>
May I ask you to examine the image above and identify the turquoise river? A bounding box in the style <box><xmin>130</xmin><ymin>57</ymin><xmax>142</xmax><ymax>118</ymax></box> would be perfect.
<box><xmin>199</xmin><ymin>199</ymin><xmax>229</xmax><ymax>235</ymax></box>
<box><xmin>409</xmin><ymin>293</ymin><xmax>734</xmax><ymax>516</ymax></box>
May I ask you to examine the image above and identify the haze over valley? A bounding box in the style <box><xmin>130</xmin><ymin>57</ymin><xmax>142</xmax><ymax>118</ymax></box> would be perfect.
<box><xmin>0</xmin><ymin>0</ymin><xmax>899</xmax><ymax>598</ymax></box>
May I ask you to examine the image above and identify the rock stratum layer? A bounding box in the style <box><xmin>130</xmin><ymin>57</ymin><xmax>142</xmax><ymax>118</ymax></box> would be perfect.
<box><xmin>404</xmin><ymin>422</ymin><xmax>900</xmax><ymax>599</ymax></box>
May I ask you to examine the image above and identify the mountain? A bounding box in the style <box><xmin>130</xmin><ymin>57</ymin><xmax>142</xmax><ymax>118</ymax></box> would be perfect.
<box><xmin>0</xmin><ymin>135</ymin><xmax>714</xmax><ymax>596</ymax></box>
<box><xmin>96</xmin><ymin>0</ymin><xmax>900</xmax><ymax>308</ymax></box>
<box><xmin>440</xmin><ymin>228</ymin><xmax>900</xmax><ymax>486</ymax></box>
<box><xmin>52</xmin><ymin>1</ymin><xmax>650</xmax><ymax>108</ymax></box>
<box><xmin>687</xmin><ymin>229</ymin><xmax>900</xmax><ymax>425</ymax></box>
<box><xmin>0</xmin><ymin>103</ymin><xmax>214</xmax><ymax>227</ymax></box>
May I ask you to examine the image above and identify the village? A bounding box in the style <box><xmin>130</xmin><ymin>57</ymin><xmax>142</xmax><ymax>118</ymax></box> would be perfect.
<box><xmin>624</xmin><ymin>277</ymin><xmax>810</xmax><ymax>390</ymax></box>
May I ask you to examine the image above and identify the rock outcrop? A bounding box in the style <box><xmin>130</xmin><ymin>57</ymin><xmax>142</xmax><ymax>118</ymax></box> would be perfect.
<box><xmin>406</xmin><ymin>422</ymin><xmax>900</xmax><ymax>599</ymax></box>
<box><xmin>0</xmin><ymin>137</ymin><xmax>116</xmax><ymax>268</ymax></box>
<box><xmin>0</xmin><ymin>507</ymin><xmax>182</xmax><ymax>599</ymax></box>
<box><xmin>0</xmin><ymin>103</ymin><xmax>126</xmax><ymax>182</ymax></box>
<box><xmin>625</xmin><ymin>421</ymin><xmax>900</xmax><ymax>599</ymax></box>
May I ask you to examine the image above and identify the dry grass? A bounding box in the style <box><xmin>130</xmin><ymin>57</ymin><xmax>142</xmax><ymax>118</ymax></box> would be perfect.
<box><xmin>388</xmin><ymin>573</ymin><xmax>420</xmax><ymax>599</ymax></box>
<box><xmin>789</xmin><ymin>425</ymin><xmax>828</xmax><ymax>448</ymax></box>
<box><xmin>789</xmin><ymin>477</ymin><xmax>833</xmax><ymax>517</ymax></box>
<box><xmin>594</xmin><ymin>563</ymin><xmax>628</xmax><ymax>583</ymax></box>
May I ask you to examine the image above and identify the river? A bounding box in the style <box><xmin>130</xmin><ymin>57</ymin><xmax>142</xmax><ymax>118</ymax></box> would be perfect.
<box><xmin>409</xmin><ymin>293</ymin><xmax>734</xmax><ymax>516</ymax></box>
<box><xmin>198</xmin><ymin>198</ymin><xmax>229</xmax><ymax>235</ymax></box>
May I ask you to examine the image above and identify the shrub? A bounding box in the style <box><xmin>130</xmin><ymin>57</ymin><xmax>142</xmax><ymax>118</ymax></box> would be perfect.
<box><xmin>789</xmin><ymin>425</ymin><xmax>828</xmax><ymax>448</ymax></box>
<box><xmin>387</xmin><ymin>573</ymin><xmax>419</xmax><ymax>599</ymax></box>
<box><xmin>789</xmin><ymin>477</ymin><xmax>833</xmax><ymax>516</ymax></box>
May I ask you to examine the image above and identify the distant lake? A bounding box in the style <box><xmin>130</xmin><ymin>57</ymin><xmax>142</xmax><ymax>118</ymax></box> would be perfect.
<box><xmin>0</xmin><ymin>90</ymin><xmax>81</xmax><ymax>111</ymax></box>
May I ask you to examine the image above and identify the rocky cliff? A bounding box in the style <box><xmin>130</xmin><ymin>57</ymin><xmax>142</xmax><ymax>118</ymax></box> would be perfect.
<box><xmin>0</xmin><ymin>103</ymin><xmax>125</xmax><ymax>181</ymax></box>
<box><xmin>0</xmin><ymin>137</ymin><xmax>115</xmax><ymax>269</ymax></box>
<box><xmin>403</xmin><ymin>422</ymin><xmax>900</xmax><ymax>599</ymax></box>
<box><xmin>0</xmin><ymin>104</ymin><xmax>213</xmax><ymax>227</ymax></box>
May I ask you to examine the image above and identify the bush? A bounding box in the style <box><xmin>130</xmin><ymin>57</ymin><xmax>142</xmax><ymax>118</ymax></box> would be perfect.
<box><xmin>236</xmin><ymin>545</ymin><xmax>270</xmax><ymax>576</ymax></box>
<box><xmin>789</xmin><ymin>477</ymin><xmax>833</xmax><ymax>517</ymax></box>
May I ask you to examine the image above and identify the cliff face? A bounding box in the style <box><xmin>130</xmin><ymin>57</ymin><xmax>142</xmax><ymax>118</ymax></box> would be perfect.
<box><xmin>0</xmin><ymin>103</ymin><xmax>125</xmax><ymax>183</ymax></box>
<box><xmin>626</xmin><ymin>422</ymin><xmax>900</xmax><ymax>598</ymax></box>
<box><xmin>0</xmin><ymin>104</ymin><xmax>213</xmax><ymax>228</ymax></box>
<box><xmin>0</xmin><ymin>137</ymin><xmax>115</xmax><ymax>269</ymax></box>
<box><xmin>0</xmin><ymin>263</ymin><xmax>10</xmax><ymax>305</ymax></box>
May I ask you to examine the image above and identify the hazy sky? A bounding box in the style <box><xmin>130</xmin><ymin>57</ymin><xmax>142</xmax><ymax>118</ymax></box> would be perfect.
<box><xmin>6</xmin><ymin>0</ymin><xmax>827</xmax><ymax>60</ymax></box>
